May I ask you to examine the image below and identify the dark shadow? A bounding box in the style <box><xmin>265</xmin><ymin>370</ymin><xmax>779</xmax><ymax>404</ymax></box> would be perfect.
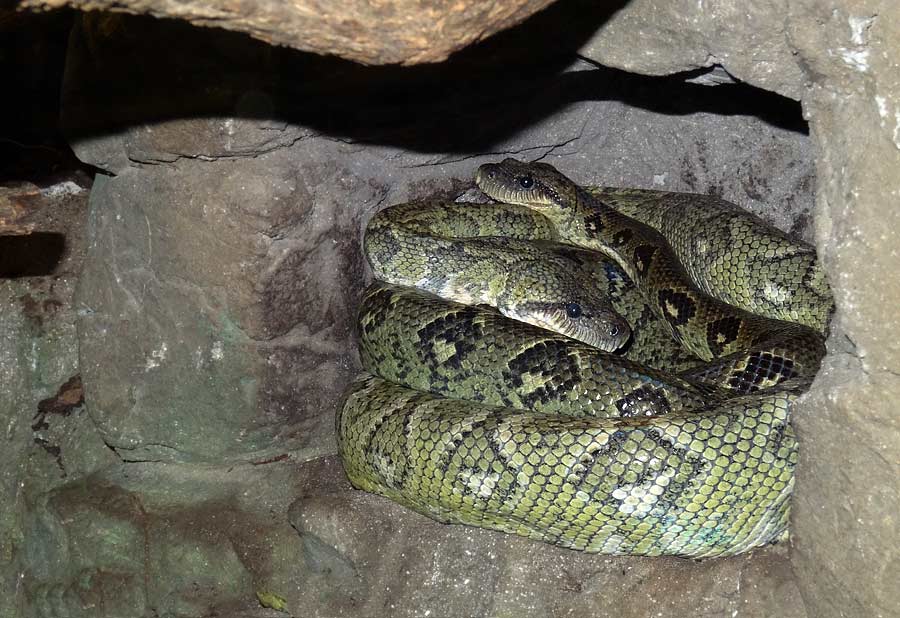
<box><xmin>0</xmin><ymin>9</ymin><xmax>98</xmax><ymax>184</ymax></box>
<box><xmin>0</xmin><ymin>233</ymin><xmax>66</xmax><ymax>277</ymax></box>
<box><xmin>57</xmin><ymin>0</ymin><xmax>807</xmax><ymax>156</ymax></box>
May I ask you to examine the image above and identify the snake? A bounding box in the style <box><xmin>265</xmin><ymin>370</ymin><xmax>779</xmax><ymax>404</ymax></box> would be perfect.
<box><xmin>337</xmin><ymin>159</ymin><xmax>832</xmax><ymax>558</ymax></box>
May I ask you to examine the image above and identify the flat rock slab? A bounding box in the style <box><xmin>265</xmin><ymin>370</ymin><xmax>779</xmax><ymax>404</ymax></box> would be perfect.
<box><xmin>21</xmin><ymin>455</ymin><xmax>806</xmax><ymax>618</ymax></box>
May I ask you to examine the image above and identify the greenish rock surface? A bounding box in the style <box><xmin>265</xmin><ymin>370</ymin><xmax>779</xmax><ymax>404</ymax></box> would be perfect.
<box><xmin>5</xmin><ymin>1</ymin><xmax>898</xmax><ymax>616</ymax></box>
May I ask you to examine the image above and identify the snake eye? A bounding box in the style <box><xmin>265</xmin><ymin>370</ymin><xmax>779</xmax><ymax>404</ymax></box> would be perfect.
<box><xmin>518</xmin><ymin>175</ymin><xmax>534</xmax><ymax>189</ymax></box>
<box><xmin>565</xmin><ymin>302</ymin><xmax>582</xmax><ymax>319</ymax></box>
<box><xmin>608</xmin><ymin>323</ymin><xmax>619</xmax><ymax>337</ymax></box>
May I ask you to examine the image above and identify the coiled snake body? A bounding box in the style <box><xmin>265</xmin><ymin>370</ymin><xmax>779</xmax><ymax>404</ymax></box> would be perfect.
<box><xmin>337</xmin><ymin>159</ymin><xmax>831</xmax><ymax>558</ymax></box>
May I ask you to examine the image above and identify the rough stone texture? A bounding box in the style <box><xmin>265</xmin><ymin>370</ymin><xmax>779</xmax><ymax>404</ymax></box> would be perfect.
<box><xmin>579</xmin><ymin>1</ymin><xmax>808</xmax><ymax>101</ymax></box>
<box><xmin>5</xmin><ymin>0</ymin><xmax>898</xmax><ymax>615</ymax></box>
<box><xmin>16</xmin><ymin>455</ymin><xmax>807</xmax><ymax>618</ymax></box>
<box><xmin>578</xmin><ymin>3</ymin><xmax>900</xmax><ymax>616</ymax></box>
<box><xmin>74</xmin><ymin>156</ymin><xmax>360</xmax><ymax>461</ymax></box>
<box><xmin>3</xmin><ymin>11</ymin><xmax>824</xmax><ymax>617</ymax></box>
<box><xmin>22</xmin><ymin>460</ymin><xmax>306</xmax><ymax>617</ymax></box>
<box><xmin>12</xmin><ymin>0</ymin><xmax>557</xmax><ymax>65</ymax></box>
<box><xmin>0</xmin><ymin>176</ymin><xmax>120</xmax><ymax>618</ymax></box>
<box><xmin>289</xmin><ymin>460</ymin><xmax>805</xmax><ymax>618</ymax></box>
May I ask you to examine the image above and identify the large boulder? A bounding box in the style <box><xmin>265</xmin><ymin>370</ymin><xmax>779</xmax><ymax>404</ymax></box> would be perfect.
<box><xmin>12</xmin><ymin>0</ymin><xmax>557</xmax><ymax>65</ymax></box>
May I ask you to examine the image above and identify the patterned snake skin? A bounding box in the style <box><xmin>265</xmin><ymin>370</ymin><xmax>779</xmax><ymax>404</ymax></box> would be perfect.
<box><xmin>337</xmin><ymin>159</ymin><xmax>832</xmax><ymax>558</ymax></box>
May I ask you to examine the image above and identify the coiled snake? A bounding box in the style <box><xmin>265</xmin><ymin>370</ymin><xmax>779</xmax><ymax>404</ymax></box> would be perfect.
<box><xmin>337</xmin><ymin>159</ymin><xmax>831</xmax><ymax>558</ymax></box>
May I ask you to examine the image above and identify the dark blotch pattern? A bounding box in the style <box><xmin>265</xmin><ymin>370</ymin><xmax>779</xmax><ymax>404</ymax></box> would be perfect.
<box><xmin>505</xmin><ymin>341</ymin><xmax>581</xmax><ymax>408</ymax></box>
<box><xmin>632</xmin><ymin>244</ymin><xmax>658</xmax><ymax>277</ymax></box>
<box><xmin>615</xmin><ymin>385</ymin><xmax>674</xmax><ymax>417</ymax></box>
<box><xmin>612</xmin><ymin>228</ymin><xmax>633</xmax><ymax>247</ymax></box>
<box><xmin>658</xmin><ymin>290</ymin><xmax>697</xmax><ymax>327</ymax></box>
<box><xmin>417</xmin><ymin>307</ymin><xmax>483</xmax><ymax>371</ymax></box>
<box><xmin>584</xmin><ymin>212</ymin><xmax>605</xmax><ymax>237</ymax></box>
<box><xmin>705</xmin><ymin>316</ymin><xmax>743</xmax><ymax>356</ymax></box>
<box><xmin>727</xmin><ymin>352</ymin><xmax>797</xmax><ymax>394</ymax></box>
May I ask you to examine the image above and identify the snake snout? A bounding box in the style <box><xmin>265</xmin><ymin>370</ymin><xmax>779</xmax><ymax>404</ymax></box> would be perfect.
<box><xmin>475</xmin><ymin>164</ymin><xmax>503</xmax><ymax>199</ymax></box>
<box><xmin>504</xmin><ymin>303</ymin><xmax>631</xmax><ymax>353</ymax></box>
<box><xmin>476</xmin><ymin>159</ymin><xmax>572</xmax><ymax>215</ymax></box>
<box><xmin>580</xmin><ymin>310</ymin><xmax>631</xmax><ymax>352</ymax></box>
<box><xmin>553</xmin><ymin>309</ymin><xmax>630</xmax><ymax>352</ymax></box>
<box><xmin>476</xmin><ymin>164</ymin><xmax>497</xmax><ymax>182</ymax></box>
<box><xmin>499</xmin><ymin>260</ymin><xmax>631</xmax><ymax>353</ymax></box>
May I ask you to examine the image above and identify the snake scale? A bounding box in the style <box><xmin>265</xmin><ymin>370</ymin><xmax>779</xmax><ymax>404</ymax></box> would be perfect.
<box><xmin>337</xmin><ymin>159</ymin><xmax>832</xmax><ymax>558</ymax></box>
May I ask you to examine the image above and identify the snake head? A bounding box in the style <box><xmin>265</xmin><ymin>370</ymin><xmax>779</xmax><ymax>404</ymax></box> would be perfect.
<box><xmin>499</xmin><ymin>261</ymin><xmax>631</xmax><ymax>352</ymax></box>
<box><xmin>476</xmin><ymin>158</ymin><xmax>580</xmax><ymax>216</ymax></box>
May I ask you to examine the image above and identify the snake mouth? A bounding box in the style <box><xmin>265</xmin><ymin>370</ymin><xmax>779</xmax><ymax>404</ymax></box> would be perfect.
<box><xmin>476</xmin><ymin>163</ymin><xmax>533</xmax><ymax>207</ymax></box>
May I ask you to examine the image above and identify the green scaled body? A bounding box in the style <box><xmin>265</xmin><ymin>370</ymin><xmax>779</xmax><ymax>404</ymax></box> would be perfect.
<box><xmin>338</xmin><ymin>374</ymin><xmax>800</xmax><ymax>558</ymax></box>
<box><xmin>339</xmin><ymin>160</ymin><xmax>831</xmax><ymax>558</ymax></box>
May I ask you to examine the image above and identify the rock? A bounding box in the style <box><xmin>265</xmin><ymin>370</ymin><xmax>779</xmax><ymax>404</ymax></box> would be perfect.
<box><xmin>14</xmin><ymin>11</ymin><xmax>824</xmax><ymax>616</ymax></box>
<box><xmin>578</xmin><ymin>0</ymin><xmax>807</xmax><ymax>100</ymax></box>
<box><xmin>0</xmin><ymin>172</ymin><xmax>118</xmax><ymax>618</ymax></box>
<box><xmin>0</xmin><ymin>183</ymin><xmax>42</xmax><ymax>236</ymax></box>
<box><xmin>73</xmin><ymin>155</ymin><xmax>364</xmax><ymax>461</ymax></box>
<box><xmin>5</xmin><ymin>0</ymin><xmax>897</xmax><ymax>615</ymax></box>
<box><xmin>580</xmin><ymin>3</ymin><xmax>900</xmax><ymax>615</ymax></box>
<box><xmin>20</xmin><ymin>454</ymin><xmax>807</xmax><ymax>618</ymax></box>
<box><xmin>21</xmin><ymin>459</ymin><xmax>307</xmax><ymax>617</ymax></box>
<box><xmin>12</xmin><ymin>0</ymin><xmax>555</xmax><ymax>65</ymax></box>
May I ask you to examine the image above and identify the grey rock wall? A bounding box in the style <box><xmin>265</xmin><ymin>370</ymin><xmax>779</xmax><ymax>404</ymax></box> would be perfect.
<box><xmin>5</xmin><ymin>1</ymin><xmax>898</xmax><ymax>616</ymax></box>
<box><xmin>578</xmin><ymin>3</ymin><xmax>900</xmax><ymax>615</ymax></box>
<box><xmin>0</xmin><ymin>177</ymin><xmax>120</xmax><ymax>618</ymax></box>
<box><xmin>14</xmin><ymin>13</ymin><xmax>820</xmax><ymax>618</ymax></box>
